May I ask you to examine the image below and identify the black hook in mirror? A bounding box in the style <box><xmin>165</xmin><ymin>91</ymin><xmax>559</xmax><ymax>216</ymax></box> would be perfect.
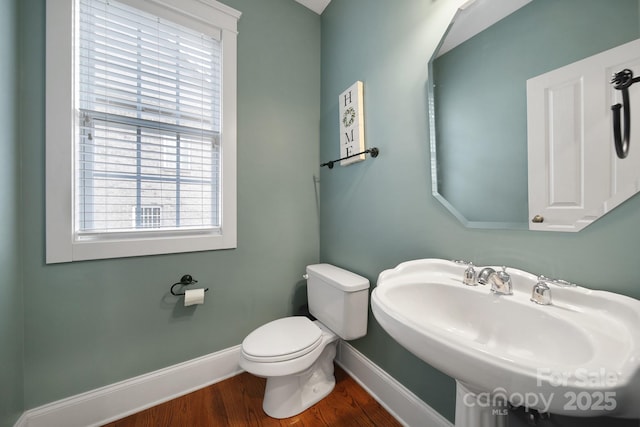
<box><xmin>611</xmin><ymin>69</ymin><xmax>640</xmax><ymax>159</ymax></box>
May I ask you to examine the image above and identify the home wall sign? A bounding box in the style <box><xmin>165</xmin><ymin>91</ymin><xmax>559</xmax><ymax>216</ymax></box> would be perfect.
<box><xmin>339</xmin><ymin>81</ymin><xmax>365</xmax><ymax>166</ymax></box>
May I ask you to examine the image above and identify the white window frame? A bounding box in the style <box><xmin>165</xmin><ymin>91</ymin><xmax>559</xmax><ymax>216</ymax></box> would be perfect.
<box><xmin>46</xmin><ymin>0</ymin><xmax>240</xmax><ymax>263</ymax></box>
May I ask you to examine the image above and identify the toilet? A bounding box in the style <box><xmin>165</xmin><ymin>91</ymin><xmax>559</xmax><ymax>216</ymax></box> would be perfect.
<box><xmin>239</xmin><ymin>263</ymin><xmax>370</xmax><ymax>419</ymax></box>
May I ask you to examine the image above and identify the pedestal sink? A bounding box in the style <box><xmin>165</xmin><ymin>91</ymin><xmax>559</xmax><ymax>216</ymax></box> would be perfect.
<box><xmin>371</xmin><ymin>259</ymin><xmax>640</xmax><ymax>426</ymax></box>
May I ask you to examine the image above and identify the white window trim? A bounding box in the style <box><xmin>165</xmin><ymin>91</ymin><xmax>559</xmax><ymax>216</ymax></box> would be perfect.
<box><xmin>46</xmin><ymin>0</ymin><xmax>240</xmax><ymax>263</ymax></box>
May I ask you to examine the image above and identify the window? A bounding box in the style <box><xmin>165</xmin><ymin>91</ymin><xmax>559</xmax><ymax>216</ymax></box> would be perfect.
<box><xmin>77</xmin><ymin>0</ymin><xmax>221</xmax><ymax>233</ymax></box>
<box><xmin>138</xmin><ymin>206</ymin><xmax>161</xmax><ymax>229</ymax></box>
<box><xmin>46</xmin><ymin>0</ymin><xmax>240</xmax><ymax>263</ymax></box>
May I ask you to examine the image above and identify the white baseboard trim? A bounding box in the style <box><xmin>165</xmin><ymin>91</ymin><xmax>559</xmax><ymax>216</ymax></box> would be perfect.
<box><xmin>336</xmin><ymin>341</ymin><xmax>454</xmax><ymax>427</ymax></box>
<box><xmin>17</xmin><ymin>345</ymin><xmax>243</xmax><ymax>427</ymax></box>
<box><xmin>16</xmin><ymin>342</ymin><xmax>452</xmax><ymax>427</ymax></box>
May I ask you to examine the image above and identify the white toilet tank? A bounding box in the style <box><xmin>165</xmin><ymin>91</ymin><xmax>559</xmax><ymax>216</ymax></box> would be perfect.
<box><xmin>306</xmin><ymin>264</ymin><xmax>370</xmax><ymax>340</ymax></box>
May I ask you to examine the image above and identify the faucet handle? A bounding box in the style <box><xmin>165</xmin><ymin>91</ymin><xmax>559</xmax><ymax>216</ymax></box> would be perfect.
<box><xmin>452</xmin><ymin>260</ymin><xmax>479</xmax><ymax>286</ymax></box>
<box><xmin>491</xmin><ymin>266</ymin><xmax>513</xmax><ymax>295</ymax></box>
<box><xmin>531</xmin><ymin>276</ymin><xmax>552</xmax><ymax>305</ymax></box>
<box><xmin>497</xmin><ymin>266</ymin><xmax>510</xmax><ymax>283</ymax></box>
<box><xmin>463</xmin><ymin>263</ymin><xmax>477</xmax><ymax>286</ymax></box>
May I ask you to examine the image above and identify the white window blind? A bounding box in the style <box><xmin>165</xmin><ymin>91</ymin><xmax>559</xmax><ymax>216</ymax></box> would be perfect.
<box><xmin>77</xmin><ymin>0</ymin><xmax>221</xmax><ymax>234</ymax></box>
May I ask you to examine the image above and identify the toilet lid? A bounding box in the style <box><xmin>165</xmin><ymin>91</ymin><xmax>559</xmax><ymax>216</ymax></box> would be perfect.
<box><xmin>242</xmin><ymin>317</ymin><xmax>323</xmax><ymax>362</ymax></box>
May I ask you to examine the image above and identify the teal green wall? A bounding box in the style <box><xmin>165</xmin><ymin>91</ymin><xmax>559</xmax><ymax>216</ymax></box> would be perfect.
<box><xmin>321</xmin><ymin>0</ymin><xmax>640</xmax><ymax>422</ymax></box>
<box><xmin>9</xmin><ymin>0</ymin><xmax>640</xmax><ymax>422</ymax></box>
<box><xmin>20</xmin><ymin>0</ymin><xmax>320</xmax><ymax>409</ymax></box>
<box><xmin>0</xmin><ymin>0</ymin><xmax>24</xmax><ymax>424</ymax></box>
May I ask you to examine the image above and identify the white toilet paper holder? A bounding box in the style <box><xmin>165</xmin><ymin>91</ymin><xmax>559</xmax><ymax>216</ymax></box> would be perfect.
<box><xmin>170</xmin><ymin>274</ymin><xmax>209</xmax><ymax>296</ymax></box>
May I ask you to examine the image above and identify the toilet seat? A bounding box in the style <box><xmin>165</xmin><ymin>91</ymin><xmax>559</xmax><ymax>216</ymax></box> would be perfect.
<box><xmin>241</xmin><ymin>317</ymin><xmax>323</xmax><ymax>363</ymax></box>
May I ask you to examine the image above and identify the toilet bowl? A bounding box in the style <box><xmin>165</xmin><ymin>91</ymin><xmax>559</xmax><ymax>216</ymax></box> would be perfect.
<box><xmin>240</xmin><ymin>317</ymin><xmax>338</xmax><ymax>418</ymax></box>
<box><xmin>239</xmin><ymin>264</ymin><xmax>370</xmax><ymax>419</ymax></box>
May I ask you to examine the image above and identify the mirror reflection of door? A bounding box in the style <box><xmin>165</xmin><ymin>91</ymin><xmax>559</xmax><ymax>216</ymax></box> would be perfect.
<box><xmin>429</xmin><ymin>0</ymin><xmax>640</xmax><ymax>230</ymax></box>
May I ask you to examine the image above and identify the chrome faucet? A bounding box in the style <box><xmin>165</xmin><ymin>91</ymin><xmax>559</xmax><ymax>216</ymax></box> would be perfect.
<box><xmin>454</xmin><ymin>261</ymin><xmax>513</xmax><ymax>294</ymax></box>
<box><xmin>477</xmin><ymin>267</ymin><xmax>496</xmax><ymax>286</ymax></box>
<box><xmin>477</xmin><ymin>266</ymin><xmax>512</xmax><ymax>294</ymax></box>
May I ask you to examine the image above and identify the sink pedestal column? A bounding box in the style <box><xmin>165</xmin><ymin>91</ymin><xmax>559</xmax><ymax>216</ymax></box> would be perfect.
<box><xmin>455</xmin><ymin>381</ymin><xmax>508</xmax><ymax>427</ymax></box>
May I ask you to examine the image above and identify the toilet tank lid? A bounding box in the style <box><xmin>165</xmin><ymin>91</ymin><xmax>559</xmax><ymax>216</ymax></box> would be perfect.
<box><xmin>306</xmin><ymin>264</ymin><xmax>370</xmax><ymax>292</ymax></box>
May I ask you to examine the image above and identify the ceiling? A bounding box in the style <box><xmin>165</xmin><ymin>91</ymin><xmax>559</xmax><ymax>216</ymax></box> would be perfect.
<box><xmin>294</xmin><ymin>0</ymin><xmax>331</xmax><ymax>14</ymax></box>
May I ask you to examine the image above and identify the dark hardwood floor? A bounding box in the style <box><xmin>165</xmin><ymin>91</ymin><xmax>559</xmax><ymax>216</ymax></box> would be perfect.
<box><xmin>102</xmin><ymin>365</ymin><xmax>402</xmax><ymax>426</ymax></box>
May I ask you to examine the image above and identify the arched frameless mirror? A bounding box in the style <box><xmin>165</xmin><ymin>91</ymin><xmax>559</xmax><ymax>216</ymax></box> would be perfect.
<box><xmin>428</xmin><ymin>0</ymin><xmax>640</xmax><ymax>230</ymax></box>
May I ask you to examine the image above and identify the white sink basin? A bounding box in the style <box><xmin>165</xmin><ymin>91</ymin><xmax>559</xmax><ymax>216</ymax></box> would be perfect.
<box><xmin>371</xmin><ymin>259</ymin><xmax>640</xmax><ymax>420</ymax></box>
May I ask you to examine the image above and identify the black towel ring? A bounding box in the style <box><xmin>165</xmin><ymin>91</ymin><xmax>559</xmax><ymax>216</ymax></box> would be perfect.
<box><xmin>170</xmin><ymin>274</ymin><xmax>209</xmax><ymax>296</ymax></box>
<box><xmin>611</xmin><ymin>69</ymin><xmax>640</xmax><ymax>159</ymax></box>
